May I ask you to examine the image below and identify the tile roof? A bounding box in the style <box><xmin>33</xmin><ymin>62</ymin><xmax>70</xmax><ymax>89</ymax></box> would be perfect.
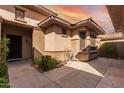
<box><xmin>98</xmin><ymin>32</ymin><xmax>124</xmax><ymax>40</ymax></box>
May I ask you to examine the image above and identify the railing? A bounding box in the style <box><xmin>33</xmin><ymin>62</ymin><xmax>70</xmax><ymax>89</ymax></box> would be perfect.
<box><xmin>90</xmin><ymin>38</ymin><xmax>96</xmax><ymax>46</ymax></box>
<box><xmin>80</xmin><ymin>38</ymin><xmax>96</xmax><ymax>50</ymax></box>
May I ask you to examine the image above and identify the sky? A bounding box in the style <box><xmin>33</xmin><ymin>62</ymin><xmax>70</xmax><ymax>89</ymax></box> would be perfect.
<box><xmin>44</xmin><ymin>5</ymin><xmax>114</xmax><ymax>33</ymax></box>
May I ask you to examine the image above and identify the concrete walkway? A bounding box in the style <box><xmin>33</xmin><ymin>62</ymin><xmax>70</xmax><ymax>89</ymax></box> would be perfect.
<box><xmin>8</xmin><ymin>58</ymin><xmax>124</xmax><ymax>88</ymax></box>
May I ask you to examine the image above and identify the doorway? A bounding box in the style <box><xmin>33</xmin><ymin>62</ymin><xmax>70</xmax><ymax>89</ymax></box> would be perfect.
<box><xmin>7</xmin><ymin>34</ymin><xmax>22</xmax><ymax>60</ymax></box>
<box><xmin>79</xmin><ymin>32</ymin><xmax>86</xmax><ymax>50</ymax></box>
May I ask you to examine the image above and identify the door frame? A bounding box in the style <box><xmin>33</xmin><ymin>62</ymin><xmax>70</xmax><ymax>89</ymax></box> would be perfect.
<box><xmin>7</xmin><ymin>34</ymin><xmax>22</xmax><ymax>61</ymax></box>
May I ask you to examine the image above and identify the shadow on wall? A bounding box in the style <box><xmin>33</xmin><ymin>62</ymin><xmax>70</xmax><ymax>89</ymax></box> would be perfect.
<box><xmin>33</xmin><ymin>47</ymin><xmax>69</xmax><ymax>61</ymax></box>
<box><xmin>33</xmin><ymin>47</ymin><xmax>44</xmax><ymax>59</ymax></box>
<box><xmin>98</xmin><ymin>41</ymin><xmax>124</xmax><ymax>59</ymax></box>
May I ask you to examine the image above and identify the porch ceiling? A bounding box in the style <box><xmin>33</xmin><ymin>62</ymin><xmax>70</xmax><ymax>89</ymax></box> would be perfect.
<box><xmin>3</xmin><ymin>19</ymin><xmax>33</xmax><ymax>30</ymax></box>
<box><xmin>107</xmin><ymin>5</ymin><xmax>123</xmax><ymax>32</ymax></box>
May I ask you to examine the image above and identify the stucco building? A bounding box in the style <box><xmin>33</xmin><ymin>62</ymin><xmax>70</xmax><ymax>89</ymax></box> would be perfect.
<box><xmin>0</xmin><ymin>5</ymin><xmax>105</xmax><ymax>61</ymax></box>
<box><xmin>97</xmin><ymin>5</ymin><xmax>124</xmax><ymax>59</ymax></box>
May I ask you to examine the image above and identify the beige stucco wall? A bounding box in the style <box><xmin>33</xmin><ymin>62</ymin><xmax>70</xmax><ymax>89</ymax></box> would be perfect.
<box><xmin>45</xmin><ymin>25</ymin><xmax>55</xmax><ymax>51</ymax></box>
<box><xmin>54</xmin><ymin>25</ymin><xmax>71</xmax><ymax>51</ymax></box>
<box><xmin>44</xmin><ymin>51</ymin><xmax>68</xmax><ymax>61</ymax></box>
<box><xmin>33</xmin><ymin>28</ymin><xmax>45</xmax><ymax>59</ymax></box>
<box><xmin>90</xmin><ymin>38</ymin><xmax>96</xmax><ymax>46</ymax></box>
<box><xmin>0</xmin><ymin>5</ymin><xmax>46</xmax><ymax>27</ymax></box>
<box><xmin>71</xmin><ymin>29</ymin><xmax>80</xmax><ymax>55</ymax></box>
<box><xmin>45</xmin><ymin>25</ymin><xmax>71</xmax><ymax>51</ymax></box>
<box><xmin>2</xmin><ymin>24</ymin><xmax>32</xmax><ymax>59</ymax></box>
<box><xmin>43</xmin><ymin>25</ymin><xmax>72</xmax><ymax>61</ymax></box>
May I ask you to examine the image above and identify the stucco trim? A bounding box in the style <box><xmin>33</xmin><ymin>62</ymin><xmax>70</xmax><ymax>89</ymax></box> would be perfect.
<box><xmin>0</xmin><ymin>16</ymin><xmax>3</xmax><ymax>22</ymax></box>
<box><xmin>21</xmin><ymin>5</ymin><xmax>57</xmax><ymax>16</ymax></box>
<box><xmin>45</xmin><ymin>51</ymin><xmax>68</xmax><ymax>52</ymax></box>
<box><xmin>73</xmin><ymin>18</ymin><xmax>105</xmax><ymax>34</ymax></box>
<box><xmin>38</xmin><ymin>15</ymin><xmax>71</xmax><ymax>28</ymax></box>
<box><xmin>3</xmin><ymin>19</ymin><xmax>34</xmax><ymax>29</ymax></box>
<box><xmin>38</xmin><ymin>15</ymin><xmax>105</xmax><ymax>35</ymax></box>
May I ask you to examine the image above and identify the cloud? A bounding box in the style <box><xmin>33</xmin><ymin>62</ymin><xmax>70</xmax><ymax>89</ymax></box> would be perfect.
<box><xmin>44</xmin><ymin>5</ymin><xmax>114</xmax><ymax>32</ymax></box>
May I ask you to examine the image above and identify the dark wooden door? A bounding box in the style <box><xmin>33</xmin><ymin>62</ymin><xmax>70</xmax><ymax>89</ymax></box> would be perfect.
<box><xmin>7</xmin><ymin>34</ymin><xmax>22</xmax><ymax>59</ymax></box>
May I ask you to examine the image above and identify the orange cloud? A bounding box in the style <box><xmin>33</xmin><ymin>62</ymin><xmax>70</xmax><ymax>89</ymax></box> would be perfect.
<box><xmin>44</xmin><ymin>5</ymin><xmax>114</xmax><ymax>32</ymax></box>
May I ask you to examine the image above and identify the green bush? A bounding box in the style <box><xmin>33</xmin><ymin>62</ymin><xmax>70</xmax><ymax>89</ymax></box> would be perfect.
<box><xmin>98</xmin><ymin>43</ymin><xmax>118</xmax><ymax>58</ymax></box>
<box><xmin>34</xmin><ymin>55</ymin><xmax>59</xmax><ymax>71</ymax></box>
<box><xmin>0</xmin><ymin>78</ymin><xmax>9</xmax><ymax>88</ymax></box>
<box><xmin>0</xmin><ymin>38</ymin><xmax>10</xmax><ymax>88</ymax></box>
<box><xmin>0</xmin><ymin>38</ymin><xmax>9</xmax><ymax>79</ymax></box>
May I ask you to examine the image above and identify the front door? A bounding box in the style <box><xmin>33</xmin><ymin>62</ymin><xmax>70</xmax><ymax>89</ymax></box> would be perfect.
<box><xmin>7</xmin><ymin>34</ymin><xmax>22</xmax><ymax>60</ymax></box>
<box><xmin>79</xmin><ymin>32</ymin><xmax>86</xmax><ymax>50</ymax></box>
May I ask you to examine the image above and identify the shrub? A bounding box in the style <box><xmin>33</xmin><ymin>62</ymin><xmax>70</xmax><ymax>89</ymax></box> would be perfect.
<box><xmin>98</xmin><ymin>43</ymin><xmax>118</xmax><ymax>58</ymax></box>
<box><xmin>34</xmin><ymin>55</ymin><xmax>59</xmax><ymax>71</ymax></box>
<box><xmin>0</xmin><ymin>38</ymin><xmax>10</xmax><ymax>88</ymax></box>
<box><xmin>0</xmin><ymin>38</ymin><xmax>9</xmax><ymax>79</ymax></box>
<box><xmin>0</xmin><ymin>78</ymin><xmax>9</xmax><ymax>88</ymax></box>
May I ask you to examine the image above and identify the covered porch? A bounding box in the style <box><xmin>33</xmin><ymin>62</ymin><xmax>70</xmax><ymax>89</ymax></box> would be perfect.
<box><xmin>0</xmin><ymin>17</ymin><xmax>33</xmax><ymax>61</ymax></box>
<box><xmin>71</xmin><ymin>18</ymin><xmax>105</xmax><ymax>61</ymax></box>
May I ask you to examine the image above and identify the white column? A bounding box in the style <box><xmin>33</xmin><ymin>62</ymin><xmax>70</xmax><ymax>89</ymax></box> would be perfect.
<box><xmin>85</xmin><ymin>31</ymin><xmax>91</xmax><ymax>47</ymax></box>
<box><xmin>96</xmin><ymin>37</ymin><xmax>101</xmax><ymax>48</ymax></box>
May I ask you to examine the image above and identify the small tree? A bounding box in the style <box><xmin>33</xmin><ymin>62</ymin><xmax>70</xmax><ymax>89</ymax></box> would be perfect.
<box><xmin>0</xmin><ymin>38</ymin><xmax>9</xmax><ymax>79</ymax></box>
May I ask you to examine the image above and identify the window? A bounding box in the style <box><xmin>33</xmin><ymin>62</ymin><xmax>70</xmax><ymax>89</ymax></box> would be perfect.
<box><xmin>62</xmin><ymin>29</ymin><xmax>67</xmax><ymax>35</ymax></box>
<box><xmin>90</xmin><ymin>33</ymin><xmax>96</xmax><ymax>38</ymax></box>
<box><xmin>79</xmin><ymin>32</ymin><xmax>86</xmax><ymax>39</ymax></box>
<box><xmin>15</xmin><ymin>8</ymin><xmax>25</xmax><ymax>20</ymax></box>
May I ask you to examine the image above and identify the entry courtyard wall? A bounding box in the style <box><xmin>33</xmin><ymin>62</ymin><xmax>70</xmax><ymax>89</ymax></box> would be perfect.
<box><xmin>98</xmin><ymin>39</ymin><xmax>124</xmax><ymax>59</ymax></box>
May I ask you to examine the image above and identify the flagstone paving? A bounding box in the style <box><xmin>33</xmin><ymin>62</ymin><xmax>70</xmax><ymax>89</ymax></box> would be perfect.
<box><xmin>8</xmin><ymin>58</ymin><xmax>124</xmax><ymax>88</ymax></box>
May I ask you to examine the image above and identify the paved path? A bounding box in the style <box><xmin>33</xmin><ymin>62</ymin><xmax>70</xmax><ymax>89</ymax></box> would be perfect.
<box><xmin>8</xmin><ymin>58</ymin><xmax>124</xmax><ymax>88</ymax></box>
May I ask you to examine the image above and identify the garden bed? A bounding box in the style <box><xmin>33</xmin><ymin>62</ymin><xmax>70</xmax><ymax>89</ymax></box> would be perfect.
<box><xmin>33</xmin><ymin>55</ymin><xmax>67</xmax><ymax>72</ymax></box>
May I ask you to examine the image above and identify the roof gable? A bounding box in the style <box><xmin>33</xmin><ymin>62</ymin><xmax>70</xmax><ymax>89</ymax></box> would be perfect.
<box><xmin>38</xmin><ymin>15</ymin><xmax>105</xmax><ymax>35</ymax></box>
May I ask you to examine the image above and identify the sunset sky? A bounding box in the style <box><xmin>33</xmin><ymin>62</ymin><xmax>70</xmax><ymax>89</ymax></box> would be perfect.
<box><xmin>44</xmin><ymin>5</ymin><xmax>114</xmax><ymax>32</ymax></box>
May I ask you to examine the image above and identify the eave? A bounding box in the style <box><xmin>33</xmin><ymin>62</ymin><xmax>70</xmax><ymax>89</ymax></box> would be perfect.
<box><xmin>38</xmin><ymin>15</ymin><xmax>71</xmax><ymax>29</ymax></box>
<box><xmin>21</xmin><ymin>5</ymin><xmax>57</xmax><ymax>16</ymax></box>
<box><xmin>38</xmin><ymin>16</ymin><xmax>105</xmax><ymax>35</ymax></box>
<box><xmin>72</xmin><ymin>18</ymin><xmax>105</xmax><ymax>35</ymax></box>
<box><xmin>106</xmin><ymin>5</ymin><xmax>123</xmax><ymax>32</ymax></box>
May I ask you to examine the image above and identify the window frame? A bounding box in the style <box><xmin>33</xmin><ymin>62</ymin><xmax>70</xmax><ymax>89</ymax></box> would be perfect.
<box><xmin>79</xmin><ymin>32</ymin><xmax>86</xmax><ymax>39</ymax></box>
<box><xmin>62</xmin><ymin>29</ymin><xmax>67</xmax><ymax>35</ymax></box>
<box><xmin>15</xmin><ymin>8</ymin><xmax>25</xmax><ymax>21</ymax></box>
<box><xmin>90</xmin><ymin>33</ymin><xmax>96</xmax><ymax>39</ymax></box>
